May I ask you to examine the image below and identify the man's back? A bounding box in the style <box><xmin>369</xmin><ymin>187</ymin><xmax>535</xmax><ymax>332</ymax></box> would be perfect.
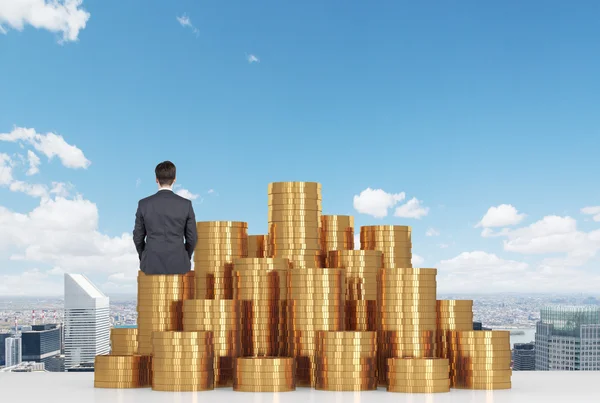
<box><xmin>133</xmin><ymin>190</ymin><xmax>197</xmax><ymax>275</ymax></box>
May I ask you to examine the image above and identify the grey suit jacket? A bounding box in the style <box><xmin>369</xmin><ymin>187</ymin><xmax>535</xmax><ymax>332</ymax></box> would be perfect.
<box><xmin>133</xmin><ymin>190</ymin><xmax>197</xmax><ymax>275</ymax></box>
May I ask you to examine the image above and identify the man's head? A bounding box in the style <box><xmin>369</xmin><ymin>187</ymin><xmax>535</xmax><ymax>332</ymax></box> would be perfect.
<box><xmin>155</xmin><ymin>161</ymin><xmax>176</xmax><ymax>188</ymax></box>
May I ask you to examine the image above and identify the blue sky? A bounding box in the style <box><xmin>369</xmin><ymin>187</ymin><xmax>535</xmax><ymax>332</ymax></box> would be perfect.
<box><xmin>0</xmin><ymin>0</ymin><xmax>599</xmax><ymax>295</ymax></box>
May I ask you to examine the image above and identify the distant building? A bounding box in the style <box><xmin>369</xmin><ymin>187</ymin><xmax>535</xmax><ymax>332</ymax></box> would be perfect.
<box><xmin>5</xmin><ymin>337</ymin><xmax>22</xmax><ymax>367</ymax></box>
<box><xmin>0</xmin><ymin>361</ymin><xmax>46</xmax><ymax>372</ymax></box>
<box><xmin>21</xmin><ymin>324</ymin><xmax>61</xmax><ymax>370</ymax></box>
<box><xmin>45</xmin><ymin>354</ymin><xmax>66</xmax><ymax>372</ymax></box>
<box><xmin>535</xmin><ymin>305</ymin><xmax>600</xmax><ymax>371</ymax></box>
<box><xmin>0</xmin><ymin>332</ymin><xmax>11</xmax><ymax>366</ymax></box>
<box><xmin>513</xmin><ymin>342</ymin><xmax>535</xmax><ymax>371</ymax></box>
<box><xmin>473</xmin><ymin>321</ymin><xmax>482</xmax><ymax>330</ymax></box>
<box><xmin>66</xmin><ymin>361</ymin><xmax>95</xmax><ymax>372</ymax></box>
<box><xmin>64</xmin><ymin>274</ymin><xmax>110</xmax><ymax>369</ymax></box>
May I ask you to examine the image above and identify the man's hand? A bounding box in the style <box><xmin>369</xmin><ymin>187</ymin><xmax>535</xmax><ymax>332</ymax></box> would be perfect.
<box><xmin>133</xmin><ymin>201</ymin><xmax>146</xmax><ymax>260</ymax></box>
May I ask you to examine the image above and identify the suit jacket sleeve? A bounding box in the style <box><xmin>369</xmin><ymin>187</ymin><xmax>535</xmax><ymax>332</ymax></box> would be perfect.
<box><xmin>133</xmin><ymin>201</ymin><xmax>146</xmax><ymax>260</ymax></box>
<box><xmin>185</xmin><ymin>200</ymin><xmax>197</xmax><ymax>259</ymax></box>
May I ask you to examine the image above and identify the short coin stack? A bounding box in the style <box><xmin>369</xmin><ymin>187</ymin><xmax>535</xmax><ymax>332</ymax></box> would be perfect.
<box><xmin>268</xmin><ymin>182</ymin><xmax>324</xmax><ymax>268</ymax></box>
<box><xmin>151</xmin><ymin>331</ymin><xmax>214</xmax><ymax>392</ymax></box>
<box><xmin>387</xmin><ymin>358</ymin><xmax>450</xmax><ymax>393</ymax></box>
<box><xmin>328</xmin><ymin>250</ymin><xmax>382</xmax><ymax>331</ymax></box>
<box><xmin>288</xmin><ymin>268</ymin><xmax>345</xmax><ymax>387</ymax></box>
<box><xmin>378</xmin><ymin>267</ymin><xmax>437</xmax><ymax>386</ymax></box>
<box><xmin>314</xmin><ymin>331</ymin><xmax>377</xmax><ymax>391</ymax></box>
<box><xmin>182</xmin><ymin>300</ymin><xmax>241</xmax><ymax>387</ymax></box>
<box><xmin>320</xmin><ymin>215</ymin><xmax>354</xmax><ymax>255</ymax></box>
<box><xmin>234</xmin><ymin>258</ymin><xmax>290</xmax><ymax>357</ymax></box>
<box><xmin>194</xmin><ymin>221</ymin><xmax>248</xmax><ymax>299</ymax></box>
<box><xmin>248</xmin><ymin>235</ymin><xmax>267</xmax><ymax>258</ymax></box>
<box><xmin>94</xmin><ymin>355</ymin><xmax>150</xmax><ymax>388</ymax></box>
<box><xmin>110</xmin><ymin>328</ymin><xmax>138</xmax><ymax>355</ymax></box>
<box><xmin>136</xmin><ymin>271</ymin><xmax>194</xmax><ymax>355</ymax></box>
<box><xmin>436</xmin><ymin>300</ymin><xmax>473</xmax><ymax>360</ymax></box>
<box><xmin>233</xmin><ymin>357</ymin><xmax>296</xmax><ymax>392</ymax></box>
<box><xmin>361</xmin><ymin>225</ymin><xmax>412</xmax><ymax>269</ymax></box>
<box><xmin>449</xmin><ymin>330</ymin><xmax>512</xmax><ymax>390</ymax></box>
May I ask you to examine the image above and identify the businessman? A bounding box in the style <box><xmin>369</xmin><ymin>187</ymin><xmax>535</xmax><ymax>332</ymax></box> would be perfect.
<box><xmin>133</xmin><ymin>161</ymin><xmax>197</xmax><ymax>274</ymax></box>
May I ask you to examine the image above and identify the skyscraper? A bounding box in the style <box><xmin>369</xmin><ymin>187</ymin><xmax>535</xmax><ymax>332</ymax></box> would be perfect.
<box><xmin>0</xmin><ymin>332</ymin><xmax>11</xmax><ymax>366</ymax></box>
<box><xmin>513</xmin><ymin>342</ymin><xmax>535</xmax><ymax>371</ymax></box>
<box><xmin>21</xmin><ymin>324</ymin><xmax>61</xmax><ymax>370</ymax></box>
<box><xmin>5</xmin><ymin>337</ymin><xmax>22</xmax><ymax>367</ymax></box>
<box><xmin>64</xmin><ymin>274</ymin><xmax>110</xmax><ymax>369</ymax></box>
<box><xmin>535</xmin><ymin>305</ymin><xmax>600</xmax><ymax>371</ymax></box>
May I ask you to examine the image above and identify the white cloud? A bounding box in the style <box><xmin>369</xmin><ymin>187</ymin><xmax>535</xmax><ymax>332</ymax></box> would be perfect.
<box><xmin>136</xmin><ymin>178</ymin><xmax>141</xmax><ymax>188</ymax></box>
<box><xmin>426</xmin><ymin>228</ymin><xmax>440</xmax><ymax>237</ymax></box>
<box><xmin>439</xmin><ymin>243</ymin><xmax>449</xmax><ymax>249</ymax></box>
<box><xmin>0</xmin><ymin>127</ymin><xmax>90</xmax><ymax>169</ymax></box>
<box><xmin>477</xmin><ymin>204</ymin><xmax>525</xmax><ymax>228</ymax></box>
<box><xmin>9</xmin><ymin>180</ymin><xmax>48</xmax><ymax>198</ymax></box>
<box><xmin>0</xmin><ymin>0</ymin><xmax>90</xmax><ymax>43</ymax></box>
<box><xmin>411</xmin><ymin>254</ymin><xmax>424</xmax><ymax>266</ymax></box>
<box><xmin>353</xmin><ymin>188</ymin><xmax>405</xmax><ymax>218</ymax></box>
<box><xmin>437</xmin><ymin>250</ymin><xmax>600</xmax><ymax>293</ymax></box>
<box><xmin>247</xmin><ymin>54</ymin><xmax>260</xmax><ymax>64</ymax></box>
<box><xmin>26</xmin><ymin>150</ymin><xmax>40</xmax><ymax>175</ymax></box>
<box><xmin>582</xmin><ymin>206</ymin><xmax>600</xmax><ymax>222</ymax></box>
<box><xmin>394</xmin><ymin>197</ymin><xmax>429</xmax><ymax>219</ymax></box>
<box><xmin>208</xmin><ymin>189</ymin><xmax>214</xmax><ymax>194</ymax></box>
<box><xmin>176</xmin><ymin>13</ymin><xmax>199</xmax><ymax>36</ymax></box>
<box><xmin>0</xmin><ymin>269</ymin><xmax>63</xmax><ymax>296</ymax></box>
<box><xmin>0</xmin><ymin>153</ymin><xmax>13</xmax><ymax>185</ymax></box>
<box><xmin>175</xmin><ymin>186</ymin><xmax>200</xmax><ymax>201</ymax></box>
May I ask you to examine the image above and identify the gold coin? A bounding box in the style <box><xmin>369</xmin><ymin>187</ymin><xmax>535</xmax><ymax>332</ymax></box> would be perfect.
<box><xmin>387</xmin><ymin>385</ymin><xmax>449</xmax><ymax>393</ymax></box>
<box><xmin>233</xmin><ymin>385</ymin><xmax>295</xmax><ymax>392</ymax></box>
<box><xmin>94</xmin><ymin>381</ymin><xmax>144</xmax><ymax>389</ymax></box>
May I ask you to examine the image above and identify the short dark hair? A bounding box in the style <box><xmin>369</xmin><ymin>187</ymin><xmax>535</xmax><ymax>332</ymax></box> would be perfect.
<box><xmin>155</xmin><ymin>161</ymin><xmax>176</xmax><ymax>186</ymax></box>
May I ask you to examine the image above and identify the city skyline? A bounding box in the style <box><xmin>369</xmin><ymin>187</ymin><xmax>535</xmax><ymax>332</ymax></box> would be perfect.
<box><xmin>1</xmin><ymin>1</ymin><xmax>600</xmax><ymax>296</ymax></box>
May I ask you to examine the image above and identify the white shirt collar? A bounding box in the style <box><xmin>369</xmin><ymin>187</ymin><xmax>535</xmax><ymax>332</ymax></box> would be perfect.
<box><xmin>158</xmin><ymin>187</ymin><xmax>173</xmax><ymax>192</ymax></box>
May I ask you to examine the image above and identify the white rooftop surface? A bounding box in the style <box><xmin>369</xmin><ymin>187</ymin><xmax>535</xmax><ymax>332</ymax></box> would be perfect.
<box><xmin>0</xmin><ymin>372</ymin><xmax>599</xmax><ymax>403</ymax></box>
<box><xmin>64</xmin><ymin>273</ymin><xmax>109</xmax><ymax>309</ymax></box>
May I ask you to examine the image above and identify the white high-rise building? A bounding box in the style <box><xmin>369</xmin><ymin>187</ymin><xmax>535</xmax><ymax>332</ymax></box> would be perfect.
<box><xmin>64</xmin><ymin>274</ymin><xmax>110</xmax><ymax>369</ymax></box>
<box><xmin>5</xmin><ymin>337</ymin><xmax>22</xmax><ymax>367</ymax></box>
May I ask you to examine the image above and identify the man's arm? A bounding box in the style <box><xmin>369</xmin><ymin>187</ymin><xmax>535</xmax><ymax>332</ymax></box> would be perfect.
<box><xmin>185</xmin><ymin>200</ymin><xmax>197</xmax><ymax>259</ymax></box>
<box><xmin>133</xmin><ymin>201</ymin><xmax>146</xmax><ymax>260</ymax></box>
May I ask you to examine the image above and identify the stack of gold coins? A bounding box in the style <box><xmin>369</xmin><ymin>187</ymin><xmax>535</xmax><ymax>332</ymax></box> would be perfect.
<box><xmin>110</xmin><ymin>328</ymin><xmax>138</xmax><ymax>355</ymax></box>
<box><xmin>378</xmin><ymin>267</ymin><xmax>437</xmax><ymax>386</ymax></box>
<box><xmin>361</xmin><ymin>225</ymin><xmax>412</xmax><ymax>268</ymax></box>
<box><xmin>234</xmin><ymin>258</ymin><xmax>290</xmax><ymax>357</ymax></box>
<box><xmin>233</xmin><ymin>357</ymin><xmax>296</xmax><ymax>392</ymax></box>
<box><xmin>194</xmin><ymin>221</ymin><xmax>248</xmax><ymax>299</ymax></box>
<box><xmin>248</xmin><ymin>235</ymin><xmax>267</xmax><ymax>257</ymax></box>
<box><xmin>314</xmin><ymin>331</ymin><xmax>377</xmax><ymax>391</ymax></box>
<box><xmin>288</xmin><ymin>268</ymin><xmax>345</xmax><ymax>387</ymax></box>
<box><xmin>387</xmin><ymin>358</ymin><xmax>450</xmax><ymax>393</ymax></box>
<box><xmin>328</xmin><ymin>250</ymin><xmax>382</xmax><ymax>331</ymax></box>
<box><xmin>436</xmin><ymin>300</ymin><xmax>473</xmax><ymax>360</ymax></box>
<box><xmin>94</xmin><ymin>355</ymin><xmax>150</xmax><ymax>388</ymax></box>
<box><xmin>449</xmin><ymin>330</ymin><xmax>512</xmax><ymax>390</ymax></box>
<box><xmin>182</xmin><ymin>300</ymin><xmax>241</xmax><ymax>387</ymax></box>
<box><xmin>136</xmin><ymin>271</ymin><xmax>194</xmax><ymax>356</ymax></box>
<box><xmin>151</xmin><ymin>331</ymin><xmax>215</xmax><ymax>392</ymax></box>
<box><xmin>268</xmin><ymin>182</ymin><xmax>325</xmax><ymax>269</ymax></box>
<box><xmin>320</xmin><ymin>215</ymin><xmax>354</xmax><ymax>254</ymax></box>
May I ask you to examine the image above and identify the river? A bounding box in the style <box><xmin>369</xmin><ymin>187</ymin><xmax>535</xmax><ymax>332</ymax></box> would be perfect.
<box><xmin>493</xmin><ymin>327</ymin><xmax>536</xmax><ymax>346</ymax></box>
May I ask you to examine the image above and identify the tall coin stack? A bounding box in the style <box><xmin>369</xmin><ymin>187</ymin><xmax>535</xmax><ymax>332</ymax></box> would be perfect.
<box><xmin>320</xmin><ymin>215</ymin><xmax>354</xmax><ymax>256</ymax></box>
<box><xmin>436</xmin><ymin>300</ymin><xmax>473</xmax><ymax>361</ymax></box>
<box><xmin>387</xmin><ymin>358</ymin><xmax>450</xmax><ymax>393</ymax></box>
<box><xmin>288</xmin><ymin>268</ymin><xmax>345</xmax><ymax>387</ymax></box>
<box><xmin>234</xmin><ymin>258</ymin><xmax>290</xmax><ymax>357</ymax></box>
<box><xmin>137</xmin><ymin>271</ymin><xmax>194</xmax><ymax>355</ymax></box>
<box><xmin>268</xmin><ymin>182</ymin><xmax>324</xmax><ymax>269</ymax></box>
<box><xmin>378</xmin><ymin>267</ymin><xmax>437</xmax><ymax>385</ymax></box>
<box><xmin>182</xmin><ymin>300</ymin><xmax>241</xmax><ymax>387</ymax></box>
<box><xmin>328</xmin><ymin>250</ymin><xmax>382</xmax><ymax>331</ymax></box>
<box><xmin>314</xmin><ymin>331</ymin><xmax>377</xmax><ymax>391</ymax></box>
<box><xmin>110</xmin><ymin>328</ymin><xmax>138</xmax><ymax>355</ymax></box>
<box><xmin>361</xmin><ymin>225</ymin><xmax>412</xmax><ymax>268</ymax></box>
<box><xmin>248</xmin><ymin>235</ymin><xmax>267</xmax><ymax>258</ymax></box>
<box><xmin>151</xmin><ymin>331</ymin><xmax>214</xmax><ymax>392</ymax></box>
<box><xmin>233</xmin><ymin>357</ymin><xmax>296</xmax><ymax>392</ymax></box>
<box><xmin>449</xmin><ymin>330</ymin><xmax>512</xmax><ymax>390</ymax></box>
<box><xmin>194</xmin><ymin>221</ymin><xmax>248</xmax><ymax>299</ymax></box>
<box><xmin>94</xmin><ymin>355</ymin><xmax>150</xmax><ymax>389</ymax></box>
